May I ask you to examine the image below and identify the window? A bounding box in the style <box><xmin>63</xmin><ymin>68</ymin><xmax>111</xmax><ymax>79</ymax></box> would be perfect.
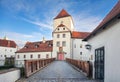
<box><xmin>57</xmin><ymin>34</ymin><xmax>60</xmax><ymax>38</ymax></box>
<box><xmin>56</xmin><ymin>41</ymin><xmax>60</xmax><ymax>47</ymax></box>
<box><xmin>24</xmin><ymin>46</ymin><xmax>28</xmax><ymax>48</ymax></box>
<box><xmin>80</xmin><ymin>52</ymin><xmax>82</xmax><ymax>55</ymax></box>
<box><xmin>63</xmin><ymin>34</ymin><xmax>66</xmax><ymax>38</ymax></box>
<box><xmin>35</xmin><ymin>44</ymin><xmax>39</xmax><ymax>48</ymax></box>
<box><xmin>46</xmin><ymin>54</ymin><xmax>49</xmax><ymax>58</ymax></box>
<box><xmin>24</xmin><ymin>55</ymin><xmax>26</xmax><ymax>58</ymax></box>
<box><xmin>62</xmin><ymin>41</ymin><xmax>66</xmax><ymax>47</ymax></box>
<box><xmin>80</xmin><ymin>44</ymin><xmax>82</xmax><ymax>48</ymax></box>
<box><xmin>17</xmin><ymin>55</ymin><xmax>19</xmax><ymax>58</ymax></box>
<box><xmin>63</xmin><ymin>28</ymin><xmax>65</xmax><ymax>30</ymax></box>
<box><xmin>5</xmin><ymin>49</ymin><xmax>7</xmax><ymax>51</ymax></box>
<box><xmin>30</xmin><ymin>54</ymin><xmax>33</xmax><ymax>58</ymax></box>
<box><xmin>4</xmin><ymin>55</ymin><xmax>7</xmax><ymax>57</ymax></box>
<box><xmin>74</xmin><ymin>44</ymin><xmax>76</xmax><ymax>48</ymax></box>
<box><xmin>38</xmin><ymin>54</ymin><xmax>40</xmax><ymax>58</ymax></box>
<box><xmin>10</xmin><ymin>50</ymin><xmax>12</xmax><ymax>52</ymax></box>
<box><xmin>58</xmin><ymin>28</ymin><xmax>59</xmax><ymax>30</ymax></box>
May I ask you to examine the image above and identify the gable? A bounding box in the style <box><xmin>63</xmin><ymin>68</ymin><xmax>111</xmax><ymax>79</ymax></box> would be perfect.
<box><xmin>53</xmin><ymin>24</ymin><xmax>71</xmax><ymax>33</ymax></box>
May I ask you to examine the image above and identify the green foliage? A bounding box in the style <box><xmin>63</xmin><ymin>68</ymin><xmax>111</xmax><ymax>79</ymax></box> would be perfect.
<box><xmin>20</xmin><ymin>67</ymin><xmax>25</xmax><ymax>77</ymax></box>
<box><xmin>0</xmin><ymin>65</ymin><xmax>14</xmax><ymax>70</ymax></box>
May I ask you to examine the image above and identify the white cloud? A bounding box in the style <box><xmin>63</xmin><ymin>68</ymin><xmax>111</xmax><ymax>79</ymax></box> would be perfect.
<box><xmin>72</xmin><ymin>13</ymin><xmax>102</xmax><ymax>32</ymax></box>
<box><xmin>0</xmin><ymin>0</ymin><xmax>103</xmax><ymax>48</ymax></box>
<box><xmin>22</xmin><ymin>18</ymin><xmax>52</xmax><ymax>29</ymax></box>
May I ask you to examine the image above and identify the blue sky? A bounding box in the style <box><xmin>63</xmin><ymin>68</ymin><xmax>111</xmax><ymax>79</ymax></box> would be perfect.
<box><xmin>0</xmin><ymin>0</ymin><xmax>118</xmax><ymax>47</ymax></box>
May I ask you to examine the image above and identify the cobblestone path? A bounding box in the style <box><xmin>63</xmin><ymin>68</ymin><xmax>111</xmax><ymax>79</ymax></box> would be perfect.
<box><xmin>16</xmin><ymin>61</ymin><xmax>101</xmax><ymax>82</ymax></box>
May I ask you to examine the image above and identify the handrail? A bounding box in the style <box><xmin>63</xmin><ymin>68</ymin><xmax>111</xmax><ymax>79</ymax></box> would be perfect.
<box><xmin>25</xmin><ymin>58</ymin><xmax>55</xmax><ymax>77</ymax></box>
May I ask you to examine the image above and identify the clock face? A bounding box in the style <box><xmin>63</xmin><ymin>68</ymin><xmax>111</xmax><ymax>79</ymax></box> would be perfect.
<box><xmin>61</xmin><ymin>21</ymin><xmax>63</xmax><ymax>24</ymax></box>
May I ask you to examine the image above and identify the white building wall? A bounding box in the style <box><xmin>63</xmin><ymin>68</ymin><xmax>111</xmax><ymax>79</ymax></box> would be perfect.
<box><xmin>15</xmin><ymin>51</ymin><xmax>52</xmax><ymax>67</ymax></box>
<box><xmin>72</xmin><ymin>39</ymin><xmax>90</xmax><ymax>61</ymax></box>
<box><xmin>88</xmin><ymin>19</ymin><xmax>120</xmax><ymax>82</ymax></box>
<box><xmin>0</xmin><ymin>47</ymin><xmax>17</xmax><ymax>66</ymax></box>
<box><xmin>53</xmin><ymin>17</ymin><xmax>74</xmax><ymax>31</ymax></box>
<box><xmin>53</xmin><ymin>32</ymin><xmax>71</xmax><ymax>59</ymax></box>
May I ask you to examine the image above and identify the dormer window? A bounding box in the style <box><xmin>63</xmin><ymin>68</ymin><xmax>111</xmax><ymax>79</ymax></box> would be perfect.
<box><xmin>24</xmin><ymin>46</ymin><xmax>28</xmax><ymax>48</ymax></box>
<box><xmin>48</xmin><ymin>44</ymin><xmax>53</xmax><ymax>47</ymax></box>
<box><xmin>35</xmin><ymin>44</ymin><xmax>39</xmax><ymax>48</ymax></box>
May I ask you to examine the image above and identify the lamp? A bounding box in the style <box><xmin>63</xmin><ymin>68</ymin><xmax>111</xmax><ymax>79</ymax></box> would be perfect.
<box><xmin>85</xmin><ymin>44</ymin><xmax>91</xmax><ymax>50</ymax></box>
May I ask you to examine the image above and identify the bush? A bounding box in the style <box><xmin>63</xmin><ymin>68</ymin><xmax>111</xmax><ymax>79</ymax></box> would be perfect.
<box><xmin>0</xmin><ymin>65</ymin><xmax>14</xmax><ymax>70</ymax></box>
<box><xmin>20</xmin><ymin>67</ymin><xmax>25</xmax><ymax>77</ymax></box>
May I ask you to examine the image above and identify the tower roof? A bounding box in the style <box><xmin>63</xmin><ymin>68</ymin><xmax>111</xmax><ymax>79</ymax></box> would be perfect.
<box><xmin>54</xmin><ymin>9</ymin><xmax>71</xmax><ymax>19</ymax></box>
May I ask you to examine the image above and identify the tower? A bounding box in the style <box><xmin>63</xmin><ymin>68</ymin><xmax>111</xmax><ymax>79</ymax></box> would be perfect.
<box><xmin>52</xmin><ymin>9</ymin><xmax>74</xmax><ymax>60</ymax></box>
<box><xmin>53</xmin><ymin>9</ymin><xmax>74</xmax><ymax>31</ymax></box>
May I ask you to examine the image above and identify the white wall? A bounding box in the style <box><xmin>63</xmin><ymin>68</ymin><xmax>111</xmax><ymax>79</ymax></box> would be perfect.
<box><xmin>88</xmin><ymin>19</ymin><xmax>120</xmax><ymax>82</ymax></box>
<box><xmin>72</xmin><ymin>39</ymin><xmax>90</xmax><ymax>61</ymax></box>
<box><xmin>15</xmin><ymin>51</ymin><xmax>52</xmax><ymax>67</ymax></box>
<box><xmin>0</xmin><ymin>47</ymin><xmax>17</xmax><ymax>66</ymax></box>
<box><xmin>0</xmin><ymin>69</ymin><xmax>20</xmax><ymax>82</ymax></box>
<box><xmin>53</xmin><ymin>32</ymin><xmax>71</xmax><ymax>59</ymax></box>
<box><xmin>53</xmin><ymin>16</ymin><xmax>74</xmax><ymax>31</ymax></box>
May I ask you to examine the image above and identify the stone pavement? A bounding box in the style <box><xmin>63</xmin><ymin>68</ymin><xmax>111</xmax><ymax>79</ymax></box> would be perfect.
<box><xmin>16</xmin><ymin>61</ymin><xmax>102</xmax><ymax>82</ymax></box>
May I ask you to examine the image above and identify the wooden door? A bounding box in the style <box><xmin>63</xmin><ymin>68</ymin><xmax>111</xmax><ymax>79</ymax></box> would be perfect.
<box><xmin>58</xmin><ymin>54</ymin><xmax>64</xmax><ymax>60</ymax></box>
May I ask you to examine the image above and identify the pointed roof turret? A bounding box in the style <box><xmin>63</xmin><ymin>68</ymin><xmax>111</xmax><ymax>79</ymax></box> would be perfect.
<box><xmin>54</xmin><ymin>9</ymin><xmax>71</xmax><ymax>19</ymax></box>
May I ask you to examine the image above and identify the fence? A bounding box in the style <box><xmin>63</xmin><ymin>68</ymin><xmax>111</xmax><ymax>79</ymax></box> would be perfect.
<box><xmin>66</xmin><ymin>58</ymin><xmax>92</xmax><ymax>77</ymax></box>
<box><xmin>25</xmin><ymin>58</ymin><xmax>55</xmax><ymax>77</ymax></box>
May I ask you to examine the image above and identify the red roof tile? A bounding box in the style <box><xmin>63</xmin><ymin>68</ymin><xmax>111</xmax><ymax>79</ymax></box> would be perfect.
<box><xmin>16</xmin><ymin>40</ymin><xmax>53</xmax><ymax>53</ymax></box>
<box><xmin>54</xmin><ymin>9</ymin><xmax>71</xmax><ymax>19</ymax></box>
<box><xmin>84</xmin><ymin>1</ymin><xmax>120</xmax><ymax>40</ymax></box>
<box><xmin>72</xmin><ymin>31</ymin><xmax>90</xmax><ymax>39</ymax></box>
<box><xmin>0</xmin><ymin>39</ymin><xmax>17</xmax><ymax>48</ymax></box>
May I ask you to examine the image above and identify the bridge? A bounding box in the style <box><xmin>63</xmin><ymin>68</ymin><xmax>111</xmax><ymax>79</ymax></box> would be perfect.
<box><xmin>16</xmin><ymin>58</ymin><xmax>101</xmax><ymax>82</ymax></box>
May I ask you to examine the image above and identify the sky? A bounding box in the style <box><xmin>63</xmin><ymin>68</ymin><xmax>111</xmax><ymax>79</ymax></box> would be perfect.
<box><xmin>0</xmin><ymin>0</ymin><xmax>119</xmax><ymax>47</ymax></box>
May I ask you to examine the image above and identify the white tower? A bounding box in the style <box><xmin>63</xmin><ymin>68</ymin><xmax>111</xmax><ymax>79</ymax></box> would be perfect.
<box><xmin>52</xmin><ymin>9</ymin><xmax>74</xmax><ymax>60</ymax></box>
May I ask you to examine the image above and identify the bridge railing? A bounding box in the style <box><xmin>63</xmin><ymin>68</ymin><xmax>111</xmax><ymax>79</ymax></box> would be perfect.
<box><xmin>66</xmin><ymin>58</ymin><xmax>92</xmax><ymax>77</ymax></box>
<box><xmin>25</xmin><ymin>58</ymin><xmax>55</xmax><ymax>77</ymax></box>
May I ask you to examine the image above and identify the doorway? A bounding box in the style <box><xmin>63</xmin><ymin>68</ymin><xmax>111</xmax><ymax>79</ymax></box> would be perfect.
<box><xmin>58</xmin><ymin>53</ymin><xmax>64</xmax><ymax>60</ymax></box>
<box><xmin>95</xmin><ymin>47</ymin><xmax>104</xmax><ymax>80</ymax></box>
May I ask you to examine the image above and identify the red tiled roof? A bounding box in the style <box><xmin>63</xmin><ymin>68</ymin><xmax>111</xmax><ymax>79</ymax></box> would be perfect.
<box><xmin>0</xmin><ymin>39</ymin><xmax>17</xmax><ymax>48</ymax></box>
<box><xmin>84</xmin><ymin>1</ymin><xmax>120</xmax><ymax>40</ymax></box>
<box><xmin>72</xmin><ymin>31</ymin><xmax>90</xmax><ymax>39</ymax></box>
<box><xmin>16</xmin><ymin>40</ymin><xmax>53</xmax><ymax>53</ymax></box>
<box><xmin>54</xmin><ymin>9</ymin><xmax>71</xmax><ymax>19</ymax></box>
<box><xmin>57</xmin><ymin>24</ymin><xmax>65</xmax><ymax>27</ymax></box>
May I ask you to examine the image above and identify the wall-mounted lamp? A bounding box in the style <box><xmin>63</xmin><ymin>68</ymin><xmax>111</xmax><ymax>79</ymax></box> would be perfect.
<box><xmin>85</xmin><ymin>44</ymin><xmax>91</xmax><ymax>50</ymax></box>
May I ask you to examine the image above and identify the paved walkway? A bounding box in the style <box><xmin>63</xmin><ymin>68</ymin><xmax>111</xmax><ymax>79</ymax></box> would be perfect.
<box><xmin>17</xmin><ymin>61</ymin><xmax>101</xmax><ymax>82</ymax></box>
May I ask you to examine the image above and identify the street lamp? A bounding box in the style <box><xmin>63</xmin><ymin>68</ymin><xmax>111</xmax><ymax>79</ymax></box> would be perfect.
<box><xmin>85</xmin><ymin>44</ymin><xmax>91</xmax><ymax>50</ymax></box>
